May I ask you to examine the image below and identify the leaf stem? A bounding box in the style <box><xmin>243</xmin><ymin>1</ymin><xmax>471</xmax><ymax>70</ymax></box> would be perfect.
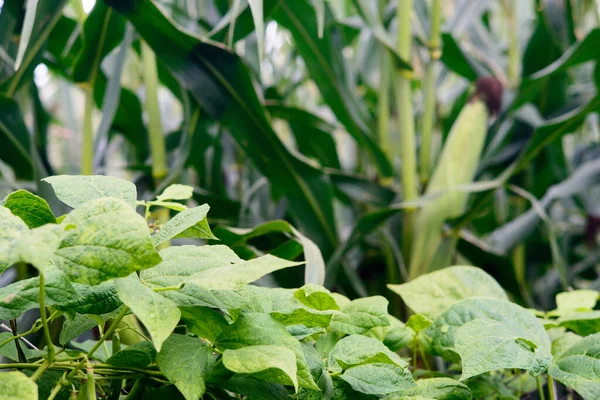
<box><xmin>39</xmin><ymin>274</ymin><xmax>55</xmax><ymax>363</ymax></box>
<box><xmin>125</xmin><ymin>379</ymin><xmax>145</xmax><ymax>400</ymax></box>
<box><xmin>548</xmin><ymin>375</ymin><xmax>557</xmax><ymax>400</ymax></box>
<box><xmin>81</xmin><ymin>87</ymin><xmax>95</xmax><ymax>175</ymax></box>
<box><xmin>536</xmin><ymin>375</ymin><xmax>546</xmax><ymax>400</ymax></box>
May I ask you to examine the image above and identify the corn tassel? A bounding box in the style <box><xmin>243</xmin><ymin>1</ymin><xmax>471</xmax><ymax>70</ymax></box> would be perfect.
<box><xmin>409</xmin><ymin>99</ymin><xmax>489</xmax><ymax>279</ymax></box>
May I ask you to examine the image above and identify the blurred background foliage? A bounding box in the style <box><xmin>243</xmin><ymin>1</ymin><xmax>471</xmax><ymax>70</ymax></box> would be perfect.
<box><xmin>1</xmin><ymin>0</ymin><xmax>600</xmax><ymax>313</ymax></box>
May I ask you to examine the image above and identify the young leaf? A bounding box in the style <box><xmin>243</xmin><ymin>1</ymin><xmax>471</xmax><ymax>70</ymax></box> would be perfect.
<box><xmin>556</xmin><ymin>290</ymin><xmax>599</xmax><ymax>313</ymax></box>
<box><xmin>0</xmin><ymin>371</ymin><xmax>38</xmax><ymax>400</ymax></box>
<box><xmin>330</xmin><ymin>296</ymin><xmax>390</xmax><ymax>335</ymax></box>
<box><xmin>557</xmin><ymin>311</ymin><xmax>600</xmax><ymax>336</ymax></box>
<box><xmin>1</xmin><ymin>189</ymin><xmax>56</xmax><ymax>228</ymax></box>
<box><xmin>115</xmin><ymin>274</ymin><xmax>180</xmax><ymax>351</ymax></box>
<box><xmin>216</xmin><ymin>312</ymin><xmax>319</xmax><ymax>390</ymax></box>
<box><xmin>383</xmin><ymin>316</ymin><xmax>415</xmax><ymax>352</ymax></box>
<box><xmin>388</xmin><ymin>266</ymin><xmax>507</xmax><ymax>318</ymax></box>
<box><xmin>549</xmin><ymin>332</ymin><xmax>600</xmax><ymax>399</ymax></box>
<box><xmin>328</xmin><ymin>335</ymin><xmax>408</xmax><ymax>373</ymax></box>
<box><xmin>223</xmin><ymin>345</ymin><xmax>299</xmax><ymax>392</ymax></box>
<box><xmin>185</xmin><ymin>254</ymin><xmax>303</xmax><ymax>290</ymax></box>
<box><xmin>339</xmin><ymin>363</ymin><xmax>415</xmax><ymax>396</ymax></box>
<box><xmin>294</xmin><ymin>284</ymin><xmax>339</xmax><ymax>311</ymax></box>
<box><xmin>42</xmin><ymin>175</ymin><xmax>137</xmax><ymax>209</ymax></box>
<box><xmin>106</xmin><ymin>341</ymin><xmax>156</xmax><ymax>368</ymax></box>
<box><xmin>156</xmin><ymin>184</ymin><xmax>194</xmax><ymax>201</ymax></box>
<box><xmin>152</xmin><ymin>204</ymin><xmax>216</xmax><ymax>246</ymax></box>
<box><xmin>0</xmin><ymin>205</ymin><xmax>29</xmax><ymax>273</ymax></box>
<box><xmin>55</xmin><ymin>198</ymin><xmax>160</xmax><ymax>285</ymax></box>
<box><xmin>156</xmin><ymin>334</ymin><xmax>215</xmax><ymax>400</ymax></box>
<box><xmin>0</xmin><ymin>270</ymin><xmax>80</xmax><ymax>320</ymax></box>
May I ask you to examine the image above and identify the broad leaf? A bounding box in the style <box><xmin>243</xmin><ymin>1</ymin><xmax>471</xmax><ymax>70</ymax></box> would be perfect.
<box><xmin>330</xmin><ymin>296</ymin><xmax>390</xmax><ymax>335</ymax></box>
<box><xmin>0</xmin><ymin>205</ymin><xmax>29</xmax><ymax>273</ymax></box>
<box><xmin>55</xmin><ymin>198</ymin><xmax>160</xmax><ymax>285</ymax></box>
<box><xmin>115</xmin><ymin>274</ymin><xmax>180</xmax><ymax>351</ymax></box>
<box><xmin>425</xmin><ymin>298</ymin><xmax>552</xmax><ymax>379</ymax></box>
<box><xmin>294</xmin><ymin>284</ymin><xmax>339</xmax><ymax>311</ymax></box>
<box><xmin>56</xmin><ymin>281</ymin><xmax>121</xmax><ymax>315</ymax></box>
<box><xmin>216</xmin><ymin>312</ymin><xmax>319</xmax><ymax>390</ymax></box>
<box><xmin>156</xmin><ymin>334</ymin><xmax>215</xmax><ymax>400</ymax></box>
<box><xmin>0</xmin><ymin>371</ymin><xmax>38</xmax><ymax>400</ymax></box>
<box><xmin>328</xmin><ymin>335</ymin><xmax>408</xmax><ymax>373</ymax></box>
<box><xmin>340</xmin><ymin>363</ymin><xmax>415</xmax><ymax>396</ymax></box>
<box><xmin>106</xmin><ymin>341</ymin><xmax>156</xmax><ymax>368</ymax></box>
<box><xmin>0</xmin><ymin>270</ymin><xmax>80</xmax><ymax>320</ymax></box>
<box><xmin>152</xmin><ymin>204</ymin><xmax>216</xmax><ymax>246</ymax></box>
<box><xmin>557</xmin><ymin>311</ymin><xmax>600</xmax><ymax>336</ymax></box>
<box><xmin>2</xmin><ymin>189</ymin><xmax>56</xmax><ymax>228</ymax></box>
<box><xmin>42</xmin><ymin>175</ymin><xmax>137</xmax><ymax>209</ymax></box>
<box><xmin>185</xmin><ymin>254</ymin><xmax>302</xmax><ymax>290</ymax></box>
<box><xmin>556</xmin><ymin>290</ymin><xmax>598</xmax><ymax>313</ymax></box>
<box><xmin>223</xmin><ymin>345</ymin><xmax>299</xmax><ymax>392</ymax></box>
<box><xmin>180</xmin><ymin>307</ymin><xmax>229</xmax><ymax>343</ymax></box>
<box><xmin>388</xmin><ymin>266</ymin><xmax>508</xmax><ymax>318</ymax></box>
<box><xmin>397</xmin><ymin>377</ymin><xmax>472</xmax><ymax>400</ymax></box>
<box><xmin>549</xmin><ymin>333</ymin><xmax>600</xmax><ymax>399</ymax></box>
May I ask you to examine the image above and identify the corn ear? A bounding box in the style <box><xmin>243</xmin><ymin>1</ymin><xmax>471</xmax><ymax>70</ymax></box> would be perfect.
<box><xmin>409</xmin><ymin>99</ymin><xmax>489</xmax><ymax>278</ymax></box>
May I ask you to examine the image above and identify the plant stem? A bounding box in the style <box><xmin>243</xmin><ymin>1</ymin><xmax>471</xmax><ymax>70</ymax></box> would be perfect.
<box><xmin>536</xmin><ymin>375</ymin><xmax>546</xmax><ymax>400</ymax></box>
<box><xmin>141</xmin><ymin>40</ymin><xmax>168</xmax><ymax>182</ymax></box>
<box><xmin>85</xmin><ymin>356</ymin><xmax>97</xmax><ymax>400</ymax></box>
<box><xmin>396</xmin><ymin>0</ymin><xmax>417</xmax><ymax>264</ymax></box>
<box><xmin>378</xmin><ymin>50</ymin><xmax>392</xmax><ymax>162</ymax></box>
<box><xmin>39</xmin><ymin>274</ymin><xmax>55</xmax><ymax>363</ymax></box>
<box><xmin>81</xmin><ymin>88</ymin><xmax>94</xmax><ymax>175</ymax></box>
<box><xmin>504</xmin><ymin>0</ymin><xmax>520</xmax><ymax>87</ymax></box>
<box><xmin>548</xmin><ymin>375</ymin><xmax>557</xmax><ymax>400</ymax></box>
<box><xmin>31</xmin><ymin>359</ymin><xmax>50</xmax><ymax>381</ymax></box>
<box><xmin>419</xmin><ymin>0</ymin><xmax>441</xmax><ymax>184</ymax></box>
<box><xmin>125</xmin><ymin>379</ymin><xmax>145</xmax><ymax>400</ymax></box>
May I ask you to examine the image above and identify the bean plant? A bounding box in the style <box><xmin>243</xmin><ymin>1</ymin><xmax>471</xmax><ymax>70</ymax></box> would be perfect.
<box><xmin>0</xmin><ymin>175</ymin><xmax>598</xmax><ymax>399</ymax></box>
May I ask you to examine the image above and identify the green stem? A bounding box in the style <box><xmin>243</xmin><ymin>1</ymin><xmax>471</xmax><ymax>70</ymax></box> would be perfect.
<box><xmin>141</xmin><ymin>40</ymin><xmax>168</xmax><ymax>182</ymax></box>
<box><xmin>419</xmin><ymin>0</ymin><xmax>441</xmax><ymax>184</ymax></box>
<box><xmin>85</xmin><ymin>357</ymin><xmax>97</xmax><ymax>400</ymax></box>
<box><xmin>536</xmin><ymin>375</ymin><xmax>546</xmax><ymax>400</ymax></box>
<box><xmin>124</xmin><ymin>379</ymin><xmax>145</xmax><ymax>400</ymax></box>
<box><xmin>548</xmin><ymin>375</ymin><xmax>557</xmax><ymax>400</ymax></box>
<box><xmin>47</xmin><ymin>372</ymin><xmax>67</xmax><ymax>400</ymax></box>
<box><xmin>396</xmin><ymin>0</ymin><xmax>417</xmax><ymax>264</ymax></box>
<box><xmin>31</xmin><ymin>360</ymin><xmax>51</xmax><ymax>381</ymax></box>
<box><xmin>39</xmin><ymin>274</ymin><xmax>55</xmax><ymax>363</ymax></box>
<box><xmin>81</xmin><ymin>88</ymin><xmax>94</xmax><ymax>175</ymax></box>
<box><xmin>378</xmin><ymin>51</ymin><xmax>392</xmax><ymax>162</ymax></box>
<box><xmin>504</xmin><ymin>0</ymin><xmax>520</xmax><ymax>86</ymax></box>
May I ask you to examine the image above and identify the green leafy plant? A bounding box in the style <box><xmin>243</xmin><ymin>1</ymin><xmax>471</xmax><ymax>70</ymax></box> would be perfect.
<box><xmin>1</xmin><ymin>175</ymin><xmax>600</xmax><ymax>399</ymax></box>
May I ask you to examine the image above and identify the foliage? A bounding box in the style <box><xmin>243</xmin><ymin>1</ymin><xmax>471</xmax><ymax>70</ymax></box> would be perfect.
<box><xmin>0</xmin><ymin>175</ymin><xmax>597</xmax><ymax>399</ymax></box>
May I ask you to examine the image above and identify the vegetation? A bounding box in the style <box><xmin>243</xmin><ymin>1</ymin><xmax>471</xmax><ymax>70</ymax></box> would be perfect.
<box><xmin>1</xmin><ymin>0</ymin><xmax>600</xmax><ymax>399</ymax></box>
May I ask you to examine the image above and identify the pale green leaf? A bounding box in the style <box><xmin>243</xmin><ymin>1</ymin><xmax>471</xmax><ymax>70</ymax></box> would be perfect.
<box><xmin>216</xmin><ymin>312</ymin><xmax>319</xmax><ymax>390</ymax></box>
<box><xmin>556</xmin><ymin>290</ymin><xmax>599</xmax><ymax>313</ymax></box>
<box><xmin>425</xmin><ymin>298</ymin><xmax>552</xmax><ymax>378</ymax></box>
<box><xmin>115</xmin><ymin>274</ymin><xmax>180</xmax><ymax>351</ymax></box>
<box><xmin>328</xmin><ymin>335</ymin><xmax>408</xmax><ymax>373</ymax></box>
<box><xmin>397</xmin><ymin>377</ymin><xmax>472</xmax><ymax>400</ymax></box>
<box><xmin>455</xmin><ymin>318</ymin><xmax>551</xmax><ymax>380</ymax></box>
<box><xmin>551</xmin><ymin>331</ymin><xmax>582</xmax><ymax>358</ymax></box>
<box><xmin>549</xmin><ymin>332</ymin><xmax>600</xmax><ymax>399</ymax></box>
<box><xmin>0</xmin><ymin>205</ymin><xmax>28</xmax><ymax>273</ymax></box>
<box><xmin>0</xmin><ymin>371</ymin><xmax>38</xmax><ymax>400</ymax></box>
<box><xmin>152</xmin><ymin>204</ymin><xmax>216</xmax><ymax>246</ymax></box>
<box><xmin>9</xmin><ymin>223</ymin><xmax>71</xmax><ymax>275</ymax></box>
<box><xmin>383</xmin><ymin>316</ymin><xmax>415</xmax><ymax>351</ymax></box>
<box><xmin>42</xmin><ymin>175</ymin><xmax>137</xmax><ymax>209</ymax></box>
<box><xmin>557</xmin><ymin>311</ymin><xmax>600</xmax><ymax>336</ymax></box>
<box><xmin>157</xmin><ymin>334</ymin><xmax>215</xmax><ymax>400</ymax></box>
<box><xmin>223</xmin><ymin>345</ymin><xmax>299</xmax><ymax>392</ymax></box>
<box><xmin>2</xmin><ymin>189</ymin><xmax>56</xmax><ymax>228</ymax></box>
<box><xmin>330</xmin><ymin>296</ymin><xmax>390</xmax><ymax>335</ymax></box>
<box><xmin>156</xmin><ymin>184</ymin><xmax>194</xmax><ymax>201</ymax></box>
<box><xmin>55</xmin><ymin>198</ymin><xmax>161</xmax><ymax>285</ymax></box>
<box><xmin>388</xmin><ymin>266</ymin><xmax>507</xmax><ymax>318</ymax></box>
<box><xmin>294</xmin><ymin>284</ymin><xmax>339</xmax><ymax>311</ymax></box>
<box><xmin>185</xmin><ymin>254</ymin><xmax>303</xmax><ymax>290</ymax></box>
<box><xmin>340</xmin><ymin>363</ymin><xmax>415</xmax><ymax>395</ymax></box>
